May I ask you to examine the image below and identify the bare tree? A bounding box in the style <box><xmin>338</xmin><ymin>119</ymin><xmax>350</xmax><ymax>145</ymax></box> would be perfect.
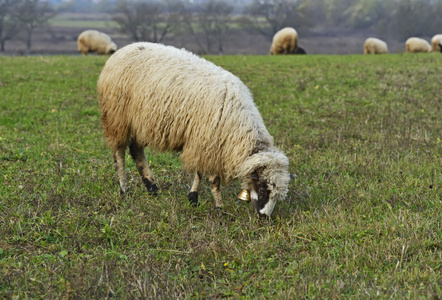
<box><xmin>241</xmin><ymin>0</ymin><xmax>310</xmax><ymax>40</ymax></box>
<box><xmin>335</xmin><ymin>0</ymin><xmax>396</xmax><ymax>37</ymax></box>
<box><xmin>307</xmin><ymin>0</ymin><xmax>442</xmax><ymax>40</ymax></box>
<box><xmin>112</xmin><ymin>0</ymin><xmax>184</xmax><ymax>43</ymax></box>
<box><xmin>11</xmin><ymin>0</ymin><xmax>56</xmax><ymax>55</ymax></box>
<box><xmin>0</xmin><ymin>0</ymin><xmax>20</xmax><ymax>51</ymax></box>
<box><xmin>184</xmin><ymin>0</ymin><xmax>233</xmax><ymax>54</ymax></box>
<box><xmin>392</xmin><ymin>0</ymin><xmax>439</xmax><ymax>40</ymax></box>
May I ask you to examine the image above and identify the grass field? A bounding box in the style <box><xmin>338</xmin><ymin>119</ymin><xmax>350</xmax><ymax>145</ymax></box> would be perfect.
<box><xmin>0</xmin><ymin>53</ymin><xmax>441</xmax><ymax>298</ymax></box>
<box><xmin>48</xmin><ymin>13</ymin><xmax>118</xmax><ymax>29</ymax></box>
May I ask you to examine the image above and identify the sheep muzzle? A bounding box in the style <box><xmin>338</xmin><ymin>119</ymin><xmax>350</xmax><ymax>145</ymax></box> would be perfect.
<box><xmin>248</xmin><ymin>181</ymin><xmax>273</xmax><ymax>216</ymax></box>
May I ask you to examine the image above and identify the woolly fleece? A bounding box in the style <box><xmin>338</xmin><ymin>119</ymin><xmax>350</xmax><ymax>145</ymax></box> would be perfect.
<box><xmin>270</xmin><ymin>27</ymin><xmax>298</xmax><ymax>55</ymax></box>
<box><xmin>405</xmin><ymin>37</ymin><xmax>431</xmax><ymax>53</ymax></box>
<box><xmin>97</xmin><ymin>42</ymin><xmax>290</xmax><ymax>201</ymax></box>
<box><xmin>431</xmin><ymin>34</ymin><xmax>442</xmax><ymax>52</ymax></box>
<box><xmin>77</xmin><ymin>30</ymin><xmax>117</xmax><ymax>55</ymax></box>
<box><xmin>363</xmin><ymin>37</ymin><xmax>389</xmax><ymax>54</ymax></box>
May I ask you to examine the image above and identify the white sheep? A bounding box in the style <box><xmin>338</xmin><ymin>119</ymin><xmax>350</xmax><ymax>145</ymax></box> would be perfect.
<box><xmin>77</xmin><ymin>30</ymin><xmax>117</xmax><ymax>55</ymax></box>
<box><xmin>431</xmin><ymin>34</ymin><xmax>442</xmax><ymax>52</ymax></box>
<box><xmin>97</xmin><ymin>42</ymin><xmax>292</xmax><ymax>217</ymax></box>
<box><xmin>405</xmin><ymin>37</ymin><xmax>431</xmax><ymax>53</ymax></box>
<box><xmin>363</xmin><ymin>37</ymin><xmax>389</xmax><ymax>54</ymax></box>
<box><xmin>270</xmin><ymin>27</ymin><xmax>298</xmax><ymax>55</ymax></box>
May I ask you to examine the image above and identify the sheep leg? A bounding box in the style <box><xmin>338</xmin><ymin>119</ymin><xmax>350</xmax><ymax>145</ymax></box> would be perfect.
<box><xmin>188</xmin><ymin>171</ymin><xmax>202</xmax><ymax>207</ymax></box>
<box><xmin>113</xmin><ymin>147</ymin><xmax>128</xmax><ymax>195</ymax></box>
<box><xmin>208</xmin><ymin>175</ymin><xmax>222</xmax><ymax>209</ymax></box>
<box><xmin>129</xmin><ymin>139</ymin><xmax>158</xmax><ymax>195</ymax></box>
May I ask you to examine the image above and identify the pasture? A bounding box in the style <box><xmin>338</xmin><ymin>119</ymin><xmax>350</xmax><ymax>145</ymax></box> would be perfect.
<box><xmin>0</xmin><ymin>53</ymin><xmax>441</xmax><ymax>298</ymax></box>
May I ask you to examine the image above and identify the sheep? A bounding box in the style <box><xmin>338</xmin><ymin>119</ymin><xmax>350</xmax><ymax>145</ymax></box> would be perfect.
<box><xmin>97</xmin><ymin>42</ymin><xmax>292</xmax><ymax>217</ymax></box>
<box><xmin>405</xmin><ymin>37</ymin><xmax>431</xmax><ymax>53</ymax></box>
<box><xmin>77</xmin><ymin>30</ymin><xmax>117</xmax><ymax>55</ymax></box>
<box><xmin>363</xmin><ymin>37</ymin><xmax>389</xmax><ymax>54</ymax></box>
<box><xmin>431</xmin><ymin>34</ymin><xmax>442</xmax><ymax>52</ymax></box>
<box><xmin>270</xmin><ymin>27</ymin><xmax>298</xmax><ymax>55</ymax></box>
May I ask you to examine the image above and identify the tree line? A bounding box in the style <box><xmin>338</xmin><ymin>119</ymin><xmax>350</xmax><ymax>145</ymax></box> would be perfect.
<box><xmin>1</xmin><ymin>0</ymin><xmax>441</xmax><ymax>55</ymax></box>
<box><xmin>0</xmin><ymin>0</ymin><xmax>55</xmax><ymax>54</ymax></box>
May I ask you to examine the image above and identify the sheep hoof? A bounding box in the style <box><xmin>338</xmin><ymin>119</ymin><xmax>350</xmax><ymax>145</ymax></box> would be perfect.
<box><xmin>143</xmin><ymin>179</ymin><xmax>158</xmax><ymax>196</ymax></box>
<box><xmin>188</xmin><ymin>191</ymin><xmax>198</xmax><ymax>207</ymax></box>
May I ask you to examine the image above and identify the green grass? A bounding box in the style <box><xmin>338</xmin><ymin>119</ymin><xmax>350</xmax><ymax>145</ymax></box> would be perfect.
<box><xmin>0</xmin><ymin>53</ymin><xmax>441</xmax><ymax>298</ymax></box>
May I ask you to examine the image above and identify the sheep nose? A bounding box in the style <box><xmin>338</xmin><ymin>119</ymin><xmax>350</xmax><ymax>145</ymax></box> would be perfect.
<box><xmin>257</xmin><ymin>211</ymin><xmax>272</xmax><ymax>219</ymax></box>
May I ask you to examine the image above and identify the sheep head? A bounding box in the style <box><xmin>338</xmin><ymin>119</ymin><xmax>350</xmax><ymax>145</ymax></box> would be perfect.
<box><xmin>107</xmin><ymin>42</ymin><xmax>118</xmax><ymax>55</ymax></box>
<box><xmin>246</xmin><ymin>171</ymin><xmax>274</xmax><ymax>217</ymax></box>
<box><xmin>238</xmin><ymin>150</ymin><xmax>292</xmax><ymax>217</ymax></box>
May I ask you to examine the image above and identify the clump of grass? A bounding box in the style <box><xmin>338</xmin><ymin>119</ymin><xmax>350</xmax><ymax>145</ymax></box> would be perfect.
<box><xmin>0</xmin><ymin>54</ymin><xmax>441</xmax><ymax>298</ymax></box>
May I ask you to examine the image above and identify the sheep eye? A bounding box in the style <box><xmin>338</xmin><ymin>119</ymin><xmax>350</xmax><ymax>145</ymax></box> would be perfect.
<box><xmin>259</xmin><ymin>188</ymin><xmax>267</xmax><ymax>195</ymax></box>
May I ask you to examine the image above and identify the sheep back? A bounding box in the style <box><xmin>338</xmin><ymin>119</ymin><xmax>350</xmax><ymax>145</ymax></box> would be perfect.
<box><xmin>270</xmin><ymin>27</ymin><xmax>298</xmax><ymax>55</ymax></box>
<box><xmin>97</xmin><ymin>42</ymin><xmax>275</xmax><ymax>183</ymax></box>
<box><xmin>77</xmin><ymin>30</ymin><xmax>117</xmax><ymax>55</ymax></box>
<box><xmin>431</xmin><ymin>34</ymin><xmax>442</xmax><ymax>52</ymax></box>
<box><xmin>363</xmin><ymin>37</ymin><xmax>389</xmax><ymax>54</ymax></box>
<box><xmin>405</xmin><ymin>37</ymin><xmax>431</xmax><ymax>53</ymax></box>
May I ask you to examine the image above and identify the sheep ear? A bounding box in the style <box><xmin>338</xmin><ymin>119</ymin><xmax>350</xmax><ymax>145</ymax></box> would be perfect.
<box><xmin>247</xmin><ymin>172</ymin><xmax>259</xmax><ymax>181</ymax></box>
<box><xmin>290</xmin><ymin>174</ymin><xmax>297</xmax><ymax>180</ymax></box>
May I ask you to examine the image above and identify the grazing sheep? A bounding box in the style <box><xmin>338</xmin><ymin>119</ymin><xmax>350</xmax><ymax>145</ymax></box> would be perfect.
<box><xmin>405</xmin><ymin>37</ymin><xmax>431</xmax><ymax>53</ymax></box>
<box><xmin>97</xmin><ymin>42</ymin><xmax>292</xmax><ymax>217</ymax></box>
<box><xmin>431</xmin><ymin>34</ymin><xmax>442</xmax><ymax>52</ymax></box>
<box><xmin>270</xmin><ymin>27</ymin><xmax>298</xmax><ymax>55</ymax></box>
<box><xmin>77</xmin><ymin>30</ymin><xmax>117</xmax><ymax>55</ymax></box>
<box><xmin>363</xmin><ymin>37</ymin><xmax>389</xmax><ymax>54</ymax></box>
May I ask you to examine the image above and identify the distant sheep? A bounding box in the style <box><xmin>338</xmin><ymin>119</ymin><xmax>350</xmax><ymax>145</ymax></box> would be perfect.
<box><xmin>97</xmin><ymin>42</ymin><xmax>292</xmax><ymax>217</ymax></box>
<box><xmin>405</xmin><ymin>37</ymin><xmax>431</xmax><ymax>53</ymax></box>
<box><xmin>270</xmin><ymin>27</ymin><xmax>298</xmax><ymax>55</ymax></box>
<box><xmin>363</xmin><ymin>37</ymin><xmax>389</xmax><ymax>54</ymax></box>
<box><xmin>431</xmin><ymin>34</ymin><xmax>442</xmax><ymax>52</ymax></box>
<box><xmin>77</xmin><ymin>30</ymin><xmax>117</xmax><ymax>55</ymax></box>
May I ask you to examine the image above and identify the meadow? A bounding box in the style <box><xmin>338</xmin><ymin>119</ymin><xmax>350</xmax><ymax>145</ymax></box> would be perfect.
<box><xmin>0</xmin><ymin>53</ymin><xmax>441</xmax><ymax>298</ymax></box>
